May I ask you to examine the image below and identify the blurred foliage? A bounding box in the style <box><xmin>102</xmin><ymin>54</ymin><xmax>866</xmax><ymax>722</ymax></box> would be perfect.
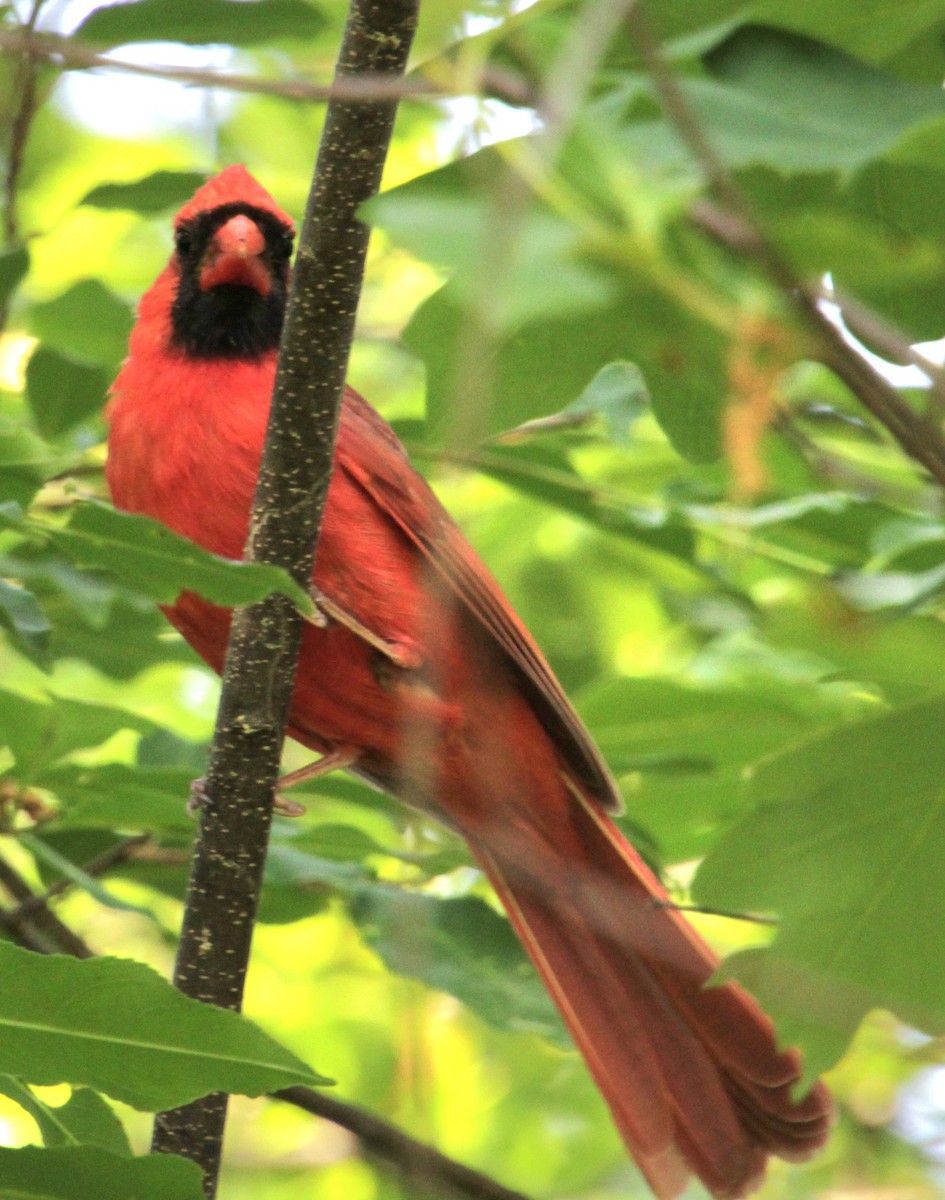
<box><xmin>1</xmin><ymin>0</ymin><xmax>945</xmax><ymax>1196</ymax></box>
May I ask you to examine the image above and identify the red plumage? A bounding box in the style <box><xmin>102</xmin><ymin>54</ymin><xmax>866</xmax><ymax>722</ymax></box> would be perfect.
<box><xmin>106</xmin><ymin>165</ymin><xmax>832</xmax><ymax>1198</ymax></box>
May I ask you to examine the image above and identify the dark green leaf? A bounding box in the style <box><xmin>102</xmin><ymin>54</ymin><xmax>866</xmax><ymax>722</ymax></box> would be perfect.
<box><xmin>350</xmin><ymin>887</ymin><xmax>566</xmax><ymax>1043</ymax></box>
<box><xmin>29</xmin><ymin>502</ymin><xmax>311</xmax><ymax>612</ymax></box>
<box><xmin>26</xmin><ymin>348</ymin><xmax>109</xmax><ymax>440</ymax></box>
<box><xmin>0</xmin><ymin>1145</ymin><xmax>203</xmax><ymax>1199</ymax></box>
<box><xmin>0</xmin><ymin>577</ymin><xmax>51</xmax><ymax>669</ymax></box>
<box><xmin>75</xmin><ymin>0</ymin><xmax>324</xmax><ymax>47</ymax></box>
<box><xmin>0</xmin><ymin>244</ymin><xmax>28</xmax><ymax>308</ymax></box>
<box><xmin>0</xmin><ymin>942</ymin><xmax>328</xmax><ymax>1109</ymax></box>
<box><xmin>80</xmin><ymin>171</ymin><xmax>209</xmax><ymax>214</ymax></box>
<box><xmin>0</xmin><ymin>423</ymin><xmax>64</xmax><ymax>508</ymax></box>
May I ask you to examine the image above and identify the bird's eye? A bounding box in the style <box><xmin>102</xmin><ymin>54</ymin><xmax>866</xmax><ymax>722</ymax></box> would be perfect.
<box><xmin>175</xmin><ymin>227</ymin><xmax>194</xmax><ymax>256</ymax></box>
<box><xmin>275</xmin><ymin>230</ymin><xmax>295</xmax><ymax>261</ymax></box>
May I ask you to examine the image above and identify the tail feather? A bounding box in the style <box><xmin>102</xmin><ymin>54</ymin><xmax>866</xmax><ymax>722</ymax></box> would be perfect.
<box><xmin>461</xmin><ymin>786</ymin><xmax>832</xmax><ymax>1200</ymax></box>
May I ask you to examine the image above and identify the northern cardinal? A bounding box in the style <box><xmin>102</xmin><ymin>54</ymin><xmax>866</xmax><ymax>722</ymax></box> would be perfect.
<box><xmin>106</xmin><ymin>166</ymin><xmax>832</xmax><ymax>1198</ymax></box>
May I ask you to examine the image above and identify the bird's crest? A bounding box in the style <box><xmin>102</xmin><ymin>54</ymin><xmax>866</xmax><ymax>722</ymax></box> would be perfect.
<box><xmin>174</xmin><ymin>165</ymin><xmax>295</xmax><ymax>230</ymax></box>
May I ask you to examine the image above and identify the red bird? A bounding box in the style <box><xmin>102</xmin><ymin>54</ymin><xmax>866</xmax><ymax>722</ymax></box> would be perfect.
<box><xmin>106</xmin><ymin>166</ymin><xmax>831</xmax><ymax>1198</ymax></box>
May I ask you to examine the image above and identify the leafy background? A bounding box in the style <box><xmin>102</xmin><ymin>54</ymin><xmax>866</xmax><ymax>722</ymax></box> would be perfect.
<box><xmin>2</xmin><ymin>0</ymin><xmax>945</xmax><ymax>1195</ymax></box>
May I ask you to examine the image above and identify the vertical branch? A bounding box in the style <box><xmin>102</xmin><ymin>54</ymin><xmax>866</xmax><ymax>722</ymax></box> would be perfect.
<box><xmin>149</xmin><ymin>1</ymin><xmax>419</xmax><ymax>1195</ymax></box>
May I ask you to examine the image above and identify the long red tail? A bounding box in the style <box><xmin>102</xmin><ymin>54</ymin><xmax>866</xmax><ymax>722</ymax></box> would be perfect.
<box><xmin>461</xmin><ymin>788</ymin><xmax>832</xmax><ymax>1199</ymax></box>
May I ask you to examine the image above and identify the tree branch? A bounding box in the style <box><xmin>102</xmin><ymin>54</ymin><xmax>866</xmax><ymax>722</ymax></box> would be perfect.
<box><xmin>627</xmin><ymin>2</ymin><xmax>945</xmax><ymax>491</ymax></box>
<box><xmin>0</xmin><ymin>852</ymin><xmax>94</xmax><ymax>958</ymax></box>
<box><xmin>275</xmin><ymin>1088</ymin><xmax>534</xmax><ymax>1200</ymax></box>
<box><xmin>0</xmin><ymin>29</ymin><xmax>532</xmax><ymax>108</ymax></box>
<box><xmin>148</xmin><ymin>2</ymin><xmax>418</xmax><ymax>1195</ymax></box>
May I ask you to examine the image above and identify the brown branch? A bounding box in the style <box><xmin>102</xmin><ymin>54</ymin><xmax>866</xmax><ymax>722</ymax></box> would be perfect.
<box><xmin>274</xmin><ymin>1088</ymin><xmax>534</xmax><ymax>1200</ymax></box>
<box><xmin>0</xmin><ymin>29</ymin><xmax>532</xmax><ymax>108</ymax></box>
<box><xmin>149</xmin><ymin>2</ymin><xmax>419</xmax><ymax>1195</ymax></box>
<box><xmin>6</xmin><ymin>833</ymin><xmax>150</xmax><ymax>921</ymax></box>
<box><xmin>0</xmin><ymin>852</ymin><xmax>94</xmax><ymax>958</ymax></box>
<box><xmin>627</xmin><ymin>2</ymin><xmax>945</xmax><ymax>491</ymax></box>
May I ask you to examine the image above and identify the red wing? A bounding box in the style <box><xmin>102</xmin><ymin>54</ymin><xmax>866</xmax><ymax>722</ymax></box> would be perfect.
<box><xmin>338</xmin><ymin>388</ymin><xmax>621</xmax><ymax>812</ymax></box>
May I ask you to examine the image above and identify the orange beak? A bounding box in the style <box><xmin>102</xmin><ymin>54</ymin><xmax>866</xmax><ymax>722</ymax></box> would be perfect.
<box><xmin>199</xmin><ymin>214</ymin><xmax>271</xmax><ymax>295</ymax></box>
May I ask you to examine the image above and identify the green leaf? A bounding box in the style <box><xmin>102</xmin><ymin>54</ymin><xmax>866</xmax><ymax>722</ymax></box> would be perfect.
<box><xmin>26</xmin><ymin>348</ymin><xmax>109</xmax><ymax>440</ymax></box>
<box><xmin>438</xmin><ymin>440</ymin><xmax>695</xmax><ymax>562</ymax></box>
<box><xmin>693</xmin><ymin>692</ymin><xmax>945</xmax><ymax>1083</ymax></box>
<box><xmin>0</xmin><ymin>1078</ymin><xmax>131</xmax><ymax>1155</ymax></box>
<box><xmin>0</xmin><ymin>244</ymin><xmax>28</xmax><ymax>308</ymax></box>
<box><xmin>349</xmin><ymin>887</ymin><xmax>566</xmax><ymax>1044</ymax></box>
<box><xmin>24</xmin><ymin>502</ymin><xmax>312</xmax><ymax>613</ymax></box>
<box><xmin>405</xmin><ymin>280</ymin><xmax>726</xmax><ymax>462</ymax></box>
<box><xmin>365</xmin><ymin>182</ymin><xmax>613</xmax><ymax>328</ymax></box>
<box><xmin>0</xmin><ymin>548</ymin><xmax>193</xmax><ymax>679</ymax></box>
<box><xmin>28</xmin><ymin>282</ymin><xmax>133</xmax><ymax>370</ymax></box>
<box><xmin>75</xmin><ymin>0</ymin><xmax>324</xmax><ymax>47</ymax></box>
<box><xmin>754</xmin><ymin>0</ymin><xmax>945</xmax><ymax>65</ymax></box>
<box><xmin>52</xmin><ymin>1089</ymin><xmax>132</xmax><ymax>1156</ymax></box>
<box><xmin>697</xmin><ymin>27</ymin><xmax>945</xmax><ymax>174</ymax></box>
<box><xmin>38</xmin><ymin>763</ymin><xmax>195</xmax><ymax>831</ymax></box>
<box><xmin>80</xmin><ymin>171</ymin><xmax>209</xmax><ymax>214</ymax></box>
<box><xmin>0</xmin><ymin>689</ymin><xmax>156</xmax><ymax>781</ymax></box>
<box><xmin>0</xmin><ymin>1145</ymin><xmax>204</xmax><ymax>1199</ymax></box>
<box><xmin>0</xmin><ymin>578</ymin><xmax>51</xmax><ymax>670</ymax></box>
<box><xmin>0</xmin><ymin>942</ymin><xmax>329</xmax><ymax>1109</ymax></box>
<box><xmin>0</xmin><ymin>423</ymin><xmax>64</xmax><ymax>508</ymax></box>
<box><xmin>566</xmin><ymin>362</ymin><xmax>650</xmax><ymax>444</ymax></box>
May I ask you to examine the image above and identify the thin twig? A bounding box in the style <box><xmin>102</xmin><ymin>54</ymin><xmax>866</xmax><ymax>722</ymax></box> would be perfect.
<box><xmin>7</xmin><ymin>833</ymin><xmax>150</xmax><ymax>920</ymax></box>
<box><xmin>3</xmin><ymin>1</ymin><xmax>44</xmax><ymax>245</ymax></box>
<box><xmin>275</xmin><ymin>1088</ymin><xmax>535</xmax><ymax>1200</ymax></box>
<box><xmin>0</xmin><ymin>852</ymin><xmax>94</xmax><ymax>958</ymax></box>
<box><xmin>627</xmin><ymin>4</ymin><xmax>945</xmax><ymax>491</ymax></box>
<box><xmin>0</xmin><ymin>29</ymin><xmax>532</xmax><ymax>107</ymax></box>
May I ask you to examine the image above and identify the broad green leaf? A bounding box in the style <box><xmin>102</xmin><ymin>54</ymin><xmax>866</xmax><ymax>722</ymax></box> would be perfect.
<box><xmin>26</xmin><ymin>348</ymin><xmax>108</xmax><ymax>440</ymax></box>
<box><xmin>28</xmin><ymin>282</ymin><xmax>133</xmax><ymax>370</ymax></box>
<box><xmin>405</xmin><ymin>280</ymin><xmax>726</xmax><ymax>462</ymax></box>
<box><xmin>0</xmin><ymin>942</ymin><xmax>328</xmax><ymax>1109</ymax></box>
<box><xmin>699</xmin><ymin>27</ymin><xmax>945</xmax><ymax>174</ymax></box>
<box><xmin>0</xmin><ymin>577</ymin><xmax>50</xmax><ymax>670</ymax></box>
<box><xmin>38</xmin><ymin>763</ymin><xmax>195</xmax><ymax>830</ymax></box>
<box><xmin>349</xmin><ymin>886</ymin><xmax>566</xmax><ymax>1044</ymax></box>
<box><xmin>0</xmin><ymin>1145</ymin><xmax>203</xmax><ymax>1199</ymax></box>
<box><xmin>28</xmin><ymin>502</ymin><xmax>312</xmax><ymax>613</ymax></box>
<box><xmin>0</xmin><ymin>689</ymin><xmax>156</xmax><ymax>781</ymax></box>
<box><xmin>754</xmin><ymin>0</ymin><xmax>945</xmax><ymax>65</ymax></box>
<box><xmin>0</xmin><ymin>244</ymin><xmax>28</xmax><ymax>308</ymax></box>
<box><xmin>75</xmin><ymin>0</ymin><xmax>325</xmax><ymax>47</ymax></box>
<box><xmin>80</xmin><ymin>171</ymin><xmax>209</xmax><ymax>214</ymax></box>
<box><xmin>694</xmin><ymin>692</ymin><xmax>945</xmax><ymax>1082</ymax></box>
